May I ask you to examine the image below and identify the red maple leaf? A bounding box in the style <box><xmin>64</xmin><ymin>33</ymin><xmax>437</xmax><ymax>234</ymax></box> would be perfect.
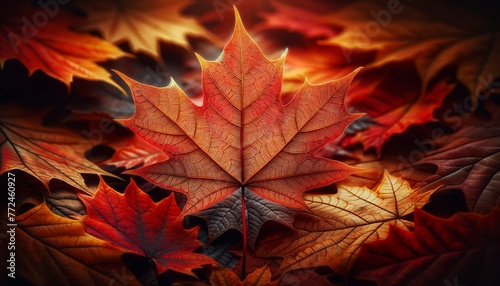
<box><xmin>78</xmin><ymin>177</ymin><xmax>215</xmax><ymax>276</ymax></box>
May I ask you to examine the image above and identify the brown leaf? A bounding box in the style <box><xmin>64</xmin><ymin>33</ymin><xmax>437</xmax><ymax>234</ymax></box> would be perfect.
<box><xmin>418</xmin><ymin>110</ymin><xmax>500</xmax><ymax>213</ymax></box>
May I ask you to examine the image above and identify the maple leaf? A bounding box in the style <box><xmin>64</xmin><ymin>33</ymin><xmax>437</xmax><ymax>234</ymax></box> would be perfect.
<box><xmin>322</xmin><ymin>0</ymin><xmax>500</xmax><ymax>96</ymax></box>
<box><xmin>75</xmin><ymin>0</ymin><xmax>217</xmax><ymax>59</ymax></box>
<box><xmin>102</xmin><ymin>135</ymin><xmax>169</xmax><ymax>170</ymax></box>
<box><xmin>4</xmin><ymin>202</ymin><xmax>138</xmax><ymax>285</ymax></box>
<box><xmin>78</xmin><ymin>177</ymin><xmax>215</xmax><ymax>276</ymax></box>
<box><xmin>210</xmin><ymin>265</ymin><xmax>277</xmax><ymax>286</ymax></box>
<box><xmin>417</xmin><ymin>110</ymin><xmax>500</xmax><ymax>213</ymax></box>
<box><xmin>117</xmin><ymin>8</ymin><xmax>360</xmax><ymax>234</ymax></box>
<box><xmin>354</xmin><ymin>207</ymin><xmax>500</xmax><ymax>286</ymax></box>
<box><xmin>0</xmin><ymin>1</ymin><xmax>127</xmax><ymax>92</ymax></box>
<box><xmin>0</xmin><ymin>106</ymin><xmax>114</xmax><ymax>193</ymax></box>
<box><xmin>341</xmin><ymin>66</ymin><xmax>455</xmax><ymax>154</ymax></box>
<box><xmin>257</xmin><ymin>172</ymin><xmax>433</xmax><ymax>275</ymax></box>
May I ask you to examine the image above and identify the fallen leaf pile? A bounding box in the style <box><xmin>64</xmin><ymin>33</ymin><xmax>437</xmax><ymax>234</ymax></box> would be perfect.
<box><xmin>1</xmin><ymin>0</ymin><xmax>499</xmax><ymax>285</ymax></box>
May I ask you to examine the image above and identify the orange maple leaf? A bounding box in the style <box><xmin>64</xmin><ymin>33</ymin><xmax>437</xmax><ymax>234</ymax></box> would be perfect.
<box><xmin>255</xmin><ymin>1</ymin><xmax>339</xmax><ymax>39</ymax></box>
<box><xmin>0</xmin><ymin>1</ymin><xmax>127</xmax><ymax>92</ymax></box>
<box><xmin>116</xmin><ymin>8</ymin><xmax>361</xmax><ymax>217</ymax></box>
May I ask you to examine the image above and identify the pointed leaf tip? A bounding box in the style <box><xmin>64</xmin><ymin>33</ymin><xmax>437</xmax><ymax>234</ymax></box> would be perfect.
<box><xmin>231</xmin><ymin>6</ymin><xmax>250</xmax><ymax>38</ymax></box>
<box><xmin>233</xmin><ymin>6</ymin><xmax>242</xmax><ymax>25</ymax></box>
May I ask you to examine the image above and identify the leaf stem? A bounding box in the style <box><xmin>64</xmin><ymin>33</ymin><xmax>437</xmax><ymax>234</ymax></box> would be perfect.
<box><xmin>241</xmin><ymin>187</ymin><xmax>247</xmax><ymax>280</ymax></box>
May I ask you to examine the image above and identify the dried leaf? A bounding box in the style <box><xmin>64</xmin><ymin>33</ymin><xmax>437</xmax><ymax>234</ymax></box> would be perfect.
<box><xmin>198</xmin><ymin>226</ymin><xmax>239</xmax><ymax>269</ymax></box>
<box><xmin>194</xmin><ymin>188</ymin><xmax>294</xmax><ymax>247</ymax></box>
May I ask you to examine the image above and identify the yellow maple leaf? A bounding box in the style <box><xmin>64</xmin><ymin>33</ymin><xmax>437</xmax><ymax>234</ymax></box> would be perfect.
<box><xmin>257</xmin><ymin>171</ymin><xmax>434</xmax><ymax>275</ymax></box>
<box><xmin>75</xmin><ymin>0</ymin><xmax>218</xmax><ymax>59</ymax></box>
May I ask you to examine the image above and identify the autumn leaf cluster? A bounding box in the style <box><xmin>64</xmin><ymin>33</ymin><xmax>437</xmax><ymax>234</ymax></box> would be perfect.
<box><xmin>1</xmin><ymin>0</ymin><xmax>499</xmax><ymax>285</ymax></box>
